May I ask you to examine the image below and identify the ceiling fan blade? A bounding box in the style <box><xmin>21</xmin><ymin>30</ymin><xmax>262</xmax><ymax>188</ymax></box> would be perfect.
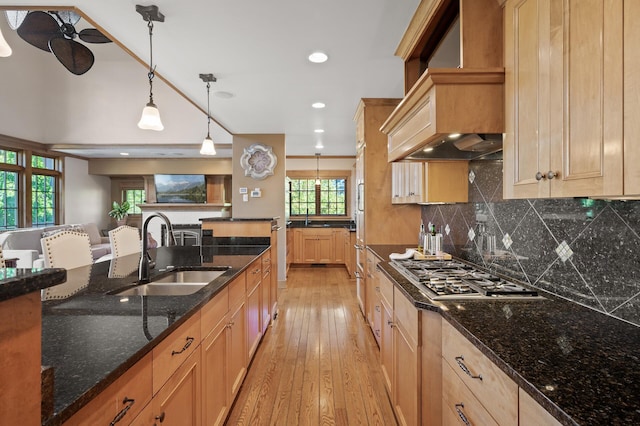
<box><xmin>16</xmin><ymin>11</ymin><xmax>60</xmax><ymax>52</ymax></box>
<box><xmin>78</xmin><ymin>28</ymin><xmax>112</xmax><ymax>44</ymax></box>
<box><xmin>49</xmin><ymin>37</ymin><xmax>95</xmax><ymax>75</ymax></box>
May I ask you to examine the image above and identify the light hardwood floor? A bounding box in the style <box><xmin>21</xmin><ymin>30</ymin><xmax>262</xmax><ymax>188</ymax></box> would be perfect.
<box><xmin>225</xmin><ymin>266</ymin><xmax>397</xmax><ymax>426</ymax></box>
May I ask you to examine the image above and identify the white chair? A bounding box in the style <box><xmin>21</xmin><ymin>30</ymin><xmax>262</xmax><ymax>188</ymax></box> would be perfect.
<box><xmin>0</xmin><ymin>246</ymin><xmax>5</xmax><ymax>268</ymax></box>
<box><xmin>109</xmin><ymin>225</ymin><xmax>142</xmax><ymax>258</ymax></box>
<box><xmin>41</xmin><ymin>230</ymin><xmax>93</xmax><ymax>269</ymax></box>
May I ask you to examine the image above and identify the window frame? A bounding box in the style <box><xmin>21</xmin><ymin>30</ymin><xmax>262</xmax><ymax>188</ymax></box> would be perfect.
<box><xmin>0</xmin><ymin>142</ymin><xmax>63</xmax><ymax>228</ymax></box>
<box><xmin>287</xmin><ymin>170</ymin><xmax>350</xmax><ymax>219</ymax></box>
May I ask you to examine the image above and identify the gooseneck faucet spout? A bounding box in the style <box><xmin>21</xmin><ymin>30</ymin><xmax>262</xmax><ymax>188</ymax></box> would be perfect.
<box><xmin>139</xmin><ymin>212</ymin><xmax>176</xmax><ymax>283</ymax></box>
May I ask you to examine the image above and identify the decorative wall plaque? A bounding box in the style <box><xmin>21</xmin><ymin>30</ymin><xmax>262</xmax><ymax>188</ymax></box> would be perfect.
<box><xmin>240</xmin><ymin>143</ymin><xmax>277</xmax><ymax>180</ymax></box>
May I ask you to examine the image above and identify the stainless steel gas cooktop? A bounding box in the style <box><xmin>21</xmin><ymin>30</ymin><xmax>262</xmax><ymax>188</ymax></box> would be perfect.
<box><xmin>390</xmin><ymin>259</ymin><xmax>542</xmax><ymax>300</ymax></box>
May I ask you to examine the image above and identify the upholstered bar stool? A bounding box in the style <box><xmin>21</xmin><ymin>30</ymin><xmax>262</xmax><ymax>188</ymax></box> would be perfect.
<box><xmin>41</xmin><ymin>230</ymin><xmax>93</xmax><ymax>269</ymax></box>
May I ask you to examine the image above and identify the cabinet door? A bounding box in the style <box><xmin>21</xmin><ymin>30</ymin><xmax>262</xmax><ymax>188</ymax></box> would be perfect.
<box><xmin>624</xmin><ymin>0</ymin><xmax>640</xmax><ymax>195</ymax></box>
<box><xmin>228</xmin><ymin>302</ymin><xmax>247</xmax><ymax>399</ymax></box>
<box><xmin>293</xmin><ymin>229</ymin><xmax>304</xmax><ymax>263</ymax></box>
<box><xmin>316</xmin><ymin>234</ymin><xmax>333</xmax><ymax>263</ymax></box>
<box><xmin>202</xmin><ymin>319</ymin><xmax>228</xmax><ymax>426</ymax></box>
<box><xmin>548</xmin><ymin>0</ymin><xmax>623</xmax><ymax>197</ymax></box>
<box><xmin>152</xmin><ymin>348</ymin><xmax>202</xmax><ymax>426</ymax></box>
<box><xmin>246</xmin><ymin>281</ymin><xmax>262</xmax><ymax>360</ymax></box>
<box><xmin>302</xmin><ymin>234</ymin><xmax>318</xmax><ymax>263</ymax></box>
<box><xmin>393</xmin><ymin>290</ymin><xmax>420</xmax><ymax>426</ymax></box>
<box><xmin>380</xmin><ymin>302</ymin><xmax>393</xmax><ymax>395</ymax></box>
<box><xmin>504</xmin><ymin>0</ymin><xmax>551</xmax><ymax>199</ymax></box>
<box><xmin>519</xmin><ymin>388</ymin><xmax>562</xmax><ymax>426</ymax></box>
<box><xmin>262</xmin><ymin>268</ymin><xmax>271</xmax><ymax>331</ymax></box>
<box><xmin>505</xmin><ymin>0</ymin><xmax>624</xmax><ymax>198</ymax></box>
<box><xmin>332</xmin><ymin>230</ymin><xmax>346</xmax><ymax>263</ymax></box>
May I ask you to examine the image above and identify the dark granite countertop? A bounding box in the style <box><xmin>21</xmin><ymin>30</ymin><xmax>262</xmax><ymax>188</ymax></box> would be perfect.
<box><xmin>288</xmin><ymin>220</ymin><xmax>355</xmax><ymax>229</ymax></box>
<box><xmin>0</xmin><ymin>268</ymin><xmax>66</xmax><ymax>302</ymax></box>
<box><xmin>368</xmin><ymin>244</ymin><xmax>640</xmax><ymax>426</ymax></box>
<box><xmin>199</xmin><ymin>217</ymin><xmax>276</xmax><ymax>222</ymax></box>
<box><xmin>40</xmin><ymin>244</ymin><xmax>268</xmax><ymax>426</ymax></box>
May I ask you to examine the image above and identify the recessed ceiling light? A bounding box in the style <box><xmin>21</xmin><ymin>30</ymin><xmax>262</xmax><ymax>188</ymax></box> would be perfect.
<box><xmin>308</xmin><ymin>52</ymin><xmax>328</xmax><ymax>63</ymax></box>
<box><xmin>315</xmin><ymin>142</ymin><xmax>324</xmax><ymax>149</ymax></box>
<box><xmin>120</xmin><ymin>152</ymin><xmax>129</xmax><ymax>156</ymax></box>
<box><xmin>215</xmin><ymin>91</ymin><xmax>234</xmax><ymax>99</ymax></box>
<box><xmin>314</xmin><ymin>129</ymin><xmax>325</xmax><ymax>133</ymax></box>
<box><xmin>312</xmin><ymin>102</ymin><xmax>326</xmax><ymax>109</ymax></box>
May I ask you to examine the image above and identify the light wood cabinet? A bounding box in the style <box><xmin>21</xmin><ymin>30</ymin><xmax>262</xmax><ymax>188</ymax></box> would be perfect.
<box><xmin>332</xmin><ymin>229</ymin><xmax>346</xmax><ymax>263</ymax></box>
<box><xmin>392</xmin><ymin>161</ymin><xmax>469</xmax><ymax>204</ymax></box>
<box><xmin>228</xmin><ymin>294</ymin><xmax>247</xmax><ymax>399</ymax></box>
<box><xmin>293</xmin><ymin>228</ymin><xmax>303</xmax><ymax>263</ymax></box>
<box><xmin>353</xmin><ymin>98</ymin><xmax>422</xmax><ymax>323</ymax></box>
<box><xmin>421</xmin><ymin>310</ymin><xmax>442</xmax><ymax>426</ymax></box>
<box><xmin>442</xmin><ymin>319</ymin><xmax>518</xmax><ymax>425</ymax></box>
<box><xmin>64</xmin><ymin>353</ymin><xmax>153</xmax><ymax>426</ymax></box>
<box><xmin>245</xmin><ymin>257</ymin><xmax>262</xmax><ymax>361</ymax></box>
<box><xmin>519</xmin><ymin>388</ymin><xmax>562</xmax><ymax>426</ymax></box>
<box><xmin>393</xmin><ymin>286</ymin><xmax>421</xmax><ymax>426</ymax></box>
<box><xmin>299</xmin><ymin>228</ymin><xmax>333</xmax><ymax>263</ymax></box>
<box><xmin>262</xmin><ymin>249</ymin><xmax>272</xmax><ymax>331</ymax></box>
<box><xmin>151</xmin><ymin>348</ymin><xmax>202</xmax><ymax>426</ymax></box>
<box><xmin>377</xmin><ymin>271</ymin><xmax>421</xmax><ymax>426</ymax></box>
<box><xmin>504</xmin><ymin>0</ymin><xmax>625</xmax><ymax>198</ymax></box>
<box><xmin>201</xmin><ymin>291</ymin><xmax>229</xmax><ymax>426</ymax></box>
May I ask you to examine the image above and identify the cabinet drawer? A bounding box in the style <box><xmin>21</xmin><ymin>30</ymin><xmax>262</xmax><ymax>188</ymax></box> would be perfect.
<box><xmin>63</xmin><ymin>352</ymin><xmax>153</xmax><ymax>426</ymax></box>
<box><xmin>441</xmin><ymin>320</ymin><xmax>517</xmax><ymax>425</ymax></box>
<box><xmin>442</xmin><ymin>360</ymin><xmax>499</xmax><ymax>426</ymax></box>
<box><xmin>152</xmin><ymin>312</ymin><xmax>201</xmax><ymax>395</ymax></box>
<box><xmin>378</xmin><ymin>270</ymin><xmax>393</xmax><ymax>311</ymax></box>
<box><xmin>246</xmin><ymin>258</ymin><xmax>262</xmax><ymax>292</ymax></box>
<box><xmin>228</xmin><ymin>273</ymin><xmax>246</xmax><ymax>310</ymax></box>
<box><xmin>201</xmin><ymin>287</ymin><xmax>228</xmax><ymax>339</ymax></box>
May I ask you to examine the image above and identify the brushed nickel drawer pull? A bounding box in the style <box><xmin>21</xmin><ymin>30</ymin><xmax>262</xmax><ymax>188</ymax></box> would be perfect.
<box><xmin>110</xmin><ymin>397</ymin><xmax>134</xmax><ymax>425</ymax></box>
<box><xmin>455</xmin><ymin>403</ymin><xmax>471</xmax><ymax>426</ymax></box>
<box><xmin>455</xmin><ymin>355</ymin><xmax>482</xmax><ymax>380</ymax></box>
<box><xmin>171</xmin><ymin>336</ymin><xmax>194</xmax><ymax>356</ymax></box>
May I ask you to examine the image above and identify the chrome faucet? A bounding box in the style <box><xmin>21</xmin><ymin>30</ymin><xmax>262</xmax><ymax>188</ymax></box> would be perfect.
<box><xmin>305</xmin><ymin>208</ymin><xmax>310</xmax><ymax>226</ymax></box>
<box><xmin>139</xmin><ymin>212</ymin><xmax>176</xmax><ymax>283</ymax></box>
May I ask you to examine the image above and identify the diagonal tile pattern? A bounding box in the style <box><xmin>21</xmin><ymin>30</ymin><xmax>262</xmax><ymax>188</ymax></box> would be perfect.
<box><xmin>421</xmin><ymin>160</ymin><xmax>640</xmax><ymax>326</ymax></box>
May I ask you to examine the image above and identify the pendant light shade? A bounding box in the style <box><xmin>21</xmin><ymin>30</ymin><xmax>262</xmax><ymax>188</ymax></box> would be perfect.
<box><xmin>0</xmin><ymin>27</ymin><xmax>12</xmax><ymax>57</ymax></box>
<box><xmin>136</xmin><ymin>5</ymin><xmax>164</xmax><ymax>131</ymax></box>
<box><xmin>199</xmin><ymin>73</ymin><xmax>217</xmax><ymax>156</ymax></box>
<box><xmin>138</xmin><ymin>101</ymin><xmax>163</xmax><ymax>130</ymax></box>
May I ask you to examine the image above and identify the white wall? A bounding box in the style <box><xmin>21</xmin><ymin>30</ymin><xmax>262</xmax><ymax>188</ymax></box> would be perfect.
<box><xmin>64</xmin><ymin>157</ymin><xmax>111</xmax><ymax>229</ymax></box>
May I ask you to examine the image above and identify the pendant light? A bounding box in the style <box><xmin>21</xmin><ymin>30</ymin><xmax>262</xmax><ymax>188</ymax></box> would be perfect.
<box><xmin>315</xmin><ymin>153</ymin><xmax>321</xmax><ymax>186</ymax></box>
<box><xmin>199</xmin><ymin>73</ymin><xmax>217</xmax><ymax>155</ymax></box>
<box><xmin>0</xmin><ymin>27</ymin><xmax>12</xmax><ymax>57</ymax></box>
<box><xmin>136</xmin><ymin>5</ymin><xmax>164</xmax><ymax>131</ymax></box>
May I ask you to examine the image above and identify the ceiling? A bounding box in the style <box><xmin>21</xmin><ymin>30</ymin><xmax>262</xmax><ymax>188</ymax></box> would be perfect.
<box><xmin>0</xmin><ymin>1</ymin><xmax>420</xmax><ymax>159</ymax></box>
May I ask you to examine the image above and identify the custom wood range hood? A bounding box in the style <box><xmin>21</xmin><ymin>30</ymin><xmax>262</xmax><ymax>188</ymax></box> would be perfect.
<box><xmin>381</xmin><ymin>0</ymin><xmax>505</xmax><ymax>162</ymax></box>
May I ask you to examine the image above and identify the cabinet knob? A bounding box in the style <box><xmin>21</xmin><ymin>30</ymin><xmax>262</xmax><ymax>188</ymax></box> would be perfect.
<box><xmin>154</xmin><ymin>412</ymin><xmax>165</xmax><ymax>424</ymax></box>
<box><xmin>536</xmin><ymin>171</ymin><xmax>558</xmax><ymax>181</ymax></box>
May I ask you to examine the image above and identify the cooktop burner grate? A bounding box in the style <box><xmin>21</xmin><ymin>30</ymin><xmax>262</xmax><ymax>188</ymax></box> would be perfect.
<box><xmin>390</xmin><ymin>258</ymin><xmax>540</xmax><ymax>300</ymax></box>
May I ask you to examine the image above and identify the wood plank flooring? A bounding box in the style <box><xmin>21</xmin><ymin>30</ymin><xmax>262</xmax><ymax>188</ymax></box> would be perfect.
<box><xmin>225</xmin><ymin>266</ymin><xmax>397</xmax><ymax>426</ymax></box>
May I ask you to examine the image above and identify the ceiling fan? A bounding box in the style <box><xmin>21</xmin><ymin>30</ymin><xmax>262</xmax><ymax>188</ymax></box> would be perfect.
<box><xmin>13</xmin><ymin>10</ymin><xmax>112</xmax><ymax>75</ymax></box>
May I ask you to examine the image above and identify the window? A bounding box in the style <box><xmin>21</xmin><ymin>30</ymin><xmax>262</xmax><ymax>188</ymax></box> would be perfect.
<box><xmin>31</xmin><ymin>154</ymin><xmax>60</xmax><ymax>227</ymax></box>
<box><xmin>0</xmin><ymin>149</ymin><xmax>19</xmax><ymax>230</ymax></box>
<box><xmin>124</xmin><ymin>189</ymin><xmax>145</xmax><ymax>214</ymax></box>
<box><xmin>289</xmin><ymin>177</ymin><xmax>347</xmax><ymax>216</ymax></box>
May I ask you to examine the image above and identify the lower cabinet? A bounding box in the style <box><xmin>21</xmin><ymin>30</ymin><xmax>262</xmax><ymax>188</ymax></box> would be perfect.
<box><xmin>519</xmin><ymin>388</ymin><xmax>562</xmax><ymax>426</ymax></box>
<box><xmin>151</xmin><ymin>349</ymin><xmax>202</xmax><ymax>425</ymax></box>
<box><xmin>65</xmin><ymin>252</ymin><xmax>272</xmax><ymax>426</ymax></box>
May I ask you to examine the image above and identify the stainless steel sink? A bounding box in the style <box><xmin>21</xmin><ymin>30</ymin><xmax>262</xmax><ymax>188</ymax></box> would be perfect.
<box><xmin>115</xmin><ymin>282</ymin><xmax>209</xmax><ymax>296</ymax></box>
<box><xmin>112</xmin><ymin>269</ymin><xmax>229</xmax><ymax>296</ymax></box>
<box><xmin>152</xmin><ymin>270</ymin><xmax>228</xmax><ymax>284</ymax></box>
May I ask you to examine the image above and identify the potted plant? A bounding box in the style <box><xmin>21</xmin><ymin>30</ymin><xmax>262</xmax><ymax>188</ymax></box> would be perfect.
<box><xmin>108</xmin><ymin>201</ymin><xmax>130</xmax><ymax>226</ymax></box>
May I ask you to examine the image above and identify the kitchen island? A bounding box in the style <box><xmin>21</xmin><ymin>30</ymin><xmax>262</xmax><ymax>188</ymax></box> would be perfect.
<box><xmin>39</xmin><ymin>244</ymin><xmax>268</xmax><ymax>425</ymax></box>
<box><xmin>368</xmin><ymin>244</ymin><xmax>640</xmax><ymax>425</ymax></box>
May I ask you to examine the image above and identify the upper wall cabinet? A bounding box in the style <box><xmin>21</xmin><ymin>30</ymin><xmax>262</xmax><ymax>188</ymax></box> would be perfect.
<box><xmin>392</xmin><ymin>161</ymin><xmax>468</xmax><ymax>204</ymax></box>
<box><xmin>503</xmin><ymin>0</ymin><xmax>638</xmax><ymax>199</ymax></box>
<box><xmin>381</xmin><ymin>0</ymin><xmax>505</xmax><ymax>162</ymax></box>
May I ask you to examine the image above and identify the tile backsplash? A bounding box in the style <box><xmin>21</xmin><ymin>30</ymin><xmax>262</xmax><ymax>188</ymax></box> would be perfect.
<box><xmin>422</xmin><ymin>160</ymin><xmax>640</xmax><ymax>327</ymax></box>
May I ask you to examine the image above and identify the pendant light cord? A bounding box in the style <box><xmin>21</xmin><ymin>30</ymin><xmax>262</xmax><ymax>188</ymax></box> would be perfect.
<box><xmin>206</xmin><ymin>82</ymin><xmax>211</xmax><ymax>138</ymax></box>
<box><xmin>146</xmin><ymin>19</ymin><xmax>156</xmax><ymax>103</ymax></box>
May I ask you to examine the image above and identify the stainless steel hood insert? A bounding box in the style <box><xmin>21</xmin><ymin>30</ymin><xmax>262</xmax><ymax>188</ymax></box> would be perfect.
<box><xmin>406</xmin><ymin>133</ymin><xmax>503</xmax><ymax>160</ymax></box>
